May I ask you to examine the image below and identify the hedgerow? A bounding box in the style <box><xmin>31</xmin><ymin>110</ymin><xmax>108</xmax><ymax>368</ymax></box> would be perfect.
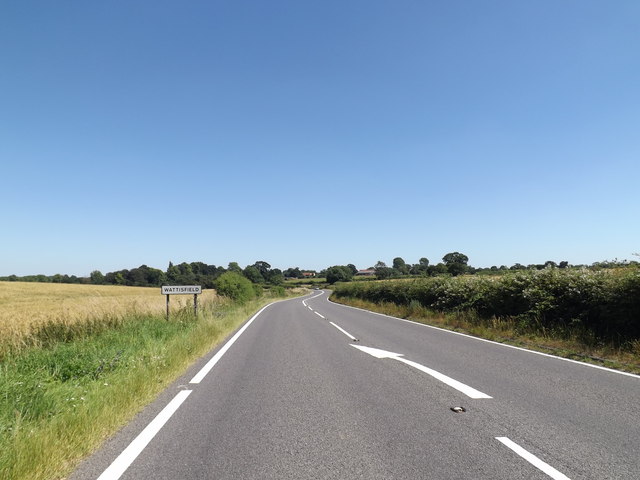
<box><xmin>333</xmin><ymin>268</ymin><xmax>640</xmax><ymax>343</ymax></box>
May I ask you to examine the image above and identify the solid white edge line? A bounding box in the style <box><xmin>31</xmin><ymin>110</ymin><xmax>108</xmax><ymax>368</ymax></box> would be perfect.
<box><xmin>330</xmin><ymin>322</ymin><xmax>357</xmax><ymax>341</ymax></box>
<box><xmin>97</xmin><ymin>390</ymin><xmax>192</xmax><ymax>480</ymax></box>
<box><xmin>327</xmin><ymin>297</ymin><xmax>640</xmax><ymax>380</ymax></box>
<box><xmin>396</xmin><ymin>357</ymin><xmax>492</xmax><ymax>399</ymax></box>
<box><xmin>314</xmin><ymin>311</ymin><xmax>325</xmax><ymax>319</ymax></box>
<box><xmin>496</xmin><ymin>437</ymin><xmax>571</xmax><ymax>480</ymax></box>
<box><xmin>189</xmin><ymin>302</ymin><xmax>275</xmax><ymax>384</ymax></box>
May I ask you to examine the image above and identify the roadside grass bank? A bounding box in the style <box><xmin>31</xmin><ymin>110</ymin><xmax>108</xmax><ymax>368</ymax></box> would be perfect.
<box><xmin>0</xmin><ymin>289</ymin><xmax>301</xmax><ymax>480</ymax></box>
<box><xmin>330</xmin><ymin>268</ymin><xmax>640</xmax><ymax>375</ymax></box>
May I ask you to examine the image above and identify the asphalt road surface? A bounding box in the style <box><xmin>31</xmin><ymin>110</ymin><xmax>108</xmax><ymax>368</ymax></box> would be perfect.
<box><xmin>70</xmin><ymin>290</ymin><xmax>640</xmax><ymax>479</ymax></box>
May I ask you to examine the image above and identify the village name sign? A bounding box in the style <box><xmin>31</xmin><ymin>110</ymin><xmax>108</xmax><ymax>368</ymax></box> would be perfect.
<box><xmin>161</xmin><ymin>285</ymin><xmax>202</xmax><ymax>319</ymax></box>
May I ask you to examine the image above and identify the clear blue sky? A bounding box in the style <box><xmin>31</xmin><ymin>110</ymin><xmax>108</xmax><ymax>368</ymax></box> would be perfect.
<box><xmin>2</xmin><ymin>1</ymin><xmax>639</xmax><ymax>276</ymax></box>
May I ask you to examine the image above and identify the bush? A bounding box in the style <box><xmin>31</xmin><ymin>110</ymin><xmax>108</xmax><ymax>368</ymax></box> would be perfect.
<box><xmin>213</xmin><ymin>272</ymin><xmax>255</xmax><ymax>303</ymax></box>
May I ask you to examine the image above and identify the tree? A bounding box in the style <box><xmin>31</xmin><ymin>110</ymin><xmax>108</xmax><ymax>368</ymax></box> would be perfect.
<box><xmin>127</xmin><ymin>267</ymin><xmax>147</xmax><ymax>286</ymax></box>
<box><xmin>90</xmin><ymin>270</ymin><xmax>104</xmax><ymax>284</ymax></box>
<box><xmin>442</xmin><ymin>252</ymin><xmax>469</xmax><ymax>276</ymax></box>
<box><xmin>228</xmin><ymin>262</ymin><xmax>242</xmax><ymax>273</ymax></box>
<box><xmin>266</xmin><ymin>268</ymin><xmax>284</xmax><ymax>285</ymax></box>
<box><xmin>243</xmin><ymin>265</ymin><xmax>264</xmax><ymax>283</ymax></box>
<box><xmin>347</xmin><ymin>264</ymin><xmax>358</xmax><ymax>275</ymax></box>
<box><xmin>326</xmin><ymin>266</ymin><xmax>353</xmax><ymax>284</ymax></box>
<box><xmin>252</xmin><ymin>261</ymin><xmax>271</xmax><ymax>278</ymax></box>
<box><xmin>176</xmin><ymin>262</ymin><xmax>196</xmax><ymax>284</ymax></box>
<box><xmin>143</xmin><ymin>266</ymin><xmax>166</xmax><ymax>286</ymax></box>
<box><xmin>410</xmin><ymin>257</ymin><xmax>429</xmax><ymax>276</ymax></box>
<box><xmin>392</xmin><ymin>257</ymin><xmax>409</xmax><ymax>275</ymax></box>
<box><xmin>166</xmin><ymin>262</ymin><xmax>180</xmax><ymax>283</ymax></box>
<box><xmin>284</xmin><ymin>267</ymin><xmax>302</xmax><ymax>278</ymax></box>
<box><xmin>376</xmin><ymin>267</ymin><xmax>394</xmax><ymax>279</ymax></box>
<box><xmin>428</xmin><ymin>263</ymin><xmax>448</xmax><ymax>276</ymax></box>
<box><xmin>373</xmin><ymin>261</ymin><xmax>393</xmax><ymax>279</ymax></box>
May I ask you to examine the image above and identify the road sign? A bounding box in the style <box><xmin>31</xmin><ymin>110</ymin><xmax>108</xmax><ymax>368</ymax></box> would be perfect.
<box><xmin>162</xmin><ymin>285</ymin><xmax>202</xmax><ymax>319</ymax></box>
<box><xmin>161</xmin><ymin>285</ymin><xmax>202</xmax><ymax>295</ymax></box>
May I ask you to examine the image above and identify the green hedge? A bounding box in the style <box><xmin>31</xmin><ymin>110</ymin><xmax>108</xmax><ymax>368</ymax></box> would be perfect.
<box><xmin>332</xmin><ymin>268</ymin><xmax>640</xmax><ymax>341</ymax></box>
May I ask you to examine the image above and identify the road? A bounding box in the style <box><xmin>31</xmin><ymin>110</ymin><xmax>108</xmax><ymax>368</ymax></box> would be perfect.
<box><xmin>71</xmin><ymin>290</ymin><xmax>640</xmax><ymax>479</ymax></box>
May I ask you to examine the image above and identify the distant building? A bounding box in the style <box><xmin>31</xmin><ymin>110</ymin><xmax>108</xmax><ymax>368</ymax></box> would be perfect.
<box><xmin>355</xmin><ymin>269</ymin><xmax>376</xmax><ymax>277</ymax></box>
<box><xmin>302</xmin><ymin>272</ymin><xmax>316</xmax><ymax>278</ymax></box>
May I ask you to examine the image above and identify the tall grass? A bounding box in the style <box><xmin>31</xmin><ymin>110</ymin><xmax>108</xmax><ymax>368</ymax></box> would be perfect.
<box><xmin>0</xmin><ymin>290</ymin><xmax>297</xmax><ymax>480</ymax></box>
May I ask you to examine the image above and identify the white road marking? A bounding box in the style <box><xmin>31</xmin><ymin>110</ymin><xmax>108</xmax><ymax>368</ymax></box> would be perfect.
<box><xmin>332</xmin><ymin>300</ymin><xmax>640</xmax><ymax>379</ymax></box>
<box><xmin>97</xmin><ymin>390</ymin><xmax>192</xmax><ymax>480</ymax></box>
<box><xmin>330</xmin><ymin>322</ymin><xmax>358</xmax><ymax>341</ymax></box>
<box><xmin>496</xmin><ymin>437</ymin><xmax>571</xmax><ymax>480</ymax></box>
<box><xmin>314</xmin><ymin>311</ymin><xmax>325</xmax><ymax>319</ymax></box>
<box><xmin>302</xmin><ymin>300</ymin><xmax>307</xmax><ymax>306</ymax></box>
<box><xmin>190</xmin><ymin>302</ymin><xmax>274</xmax><ymax>384</ymax></box>
<box><xmin>307</xmin><ymin>305</ymin><xmax>313</xmax><ymax>311</ymax></box>
<box><xmin>352</xmin><ymin>345</ymin><xmax>492</xmax><ymax>399</ymax></box>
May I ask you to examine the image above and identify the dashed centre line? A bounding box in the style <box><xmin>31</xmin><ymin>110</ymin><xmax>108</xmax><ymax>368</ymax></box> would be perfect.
<box><xmin>329</xmin><ymin>321</ymin><xmax>358</xmax><ymax>342</ymax></box>
<box><xmin>314</xmin><ymin>311</ymin><xmax>325</xmax><ymax>319</ymax></box>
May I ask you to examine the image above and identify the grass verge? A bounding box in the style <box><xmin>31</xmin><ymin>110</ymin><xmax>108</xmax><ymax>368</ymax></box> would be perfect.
<box><xmin>330</xmin><ymin>295</ymin><xmax>640</xmax><ymax>375</ymax></box>
<box><xmin>0</xmin><ymin>291</ymin><xmax>301</xmax><ymax>480</ymax></box>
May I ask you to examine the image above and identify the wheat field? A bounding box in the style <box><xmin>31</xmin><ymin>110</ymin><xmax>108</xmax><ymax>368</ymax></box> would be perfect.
<box><xmin>0</xmin><ymin>281</ymin><xmax>217</xmax><ymax>345</ymax></box>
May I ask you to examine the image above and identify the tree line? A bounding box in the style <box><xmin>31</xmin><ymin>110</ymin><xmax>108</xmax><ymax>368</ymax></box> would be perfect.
<box><xmin>322</xmin><ymin>253</ymin><xmax>638</xmax><ymax>284</ymax></box>
<box><xmin>1</xmin><ymin>261</ymin><xmax>299</xmax><ymax>288</ymax></box>
<box><xmin>2</xmin><ymin>254</ymin><xmax>636</xmax><ymax>287</ymax></box>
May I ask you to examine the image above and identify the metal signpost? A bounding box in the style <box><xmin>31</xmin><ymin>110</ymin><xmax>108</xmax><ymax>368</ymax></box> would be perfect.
<box><xmin>161</xmin><ymin>285</ymin><xmax>202</xmax><ymax>319</ymax></box>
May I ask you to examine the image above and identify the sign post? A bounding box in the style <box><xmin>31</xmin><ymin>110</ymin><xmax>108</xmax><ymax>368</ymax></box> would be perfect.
<box><xmin>161</xmin><ymin>285</ymin><xmax>202</xmax><ymax>319</ymax></box>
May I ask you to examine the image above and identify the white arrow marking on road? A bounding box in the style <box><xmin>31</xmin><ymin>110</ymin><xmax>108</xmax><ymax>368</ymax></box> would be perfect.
<box><xmin>352</xmin><ymin>345</ymin><xmax>400</xmax><ymax>359</ymax></box>
<box><xmin>352</xmin><ymin>345</ymin><xmax>492</xmax><ymax>399</ymax></box>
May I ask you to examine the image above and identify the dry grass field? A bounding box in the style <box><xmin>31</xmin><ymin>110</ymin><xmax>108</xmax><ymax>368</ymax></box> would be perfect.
<box><xmin>0</xmin><ymin>281</ymin><xmax>216</xmax><ymax>348</ymax></box>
